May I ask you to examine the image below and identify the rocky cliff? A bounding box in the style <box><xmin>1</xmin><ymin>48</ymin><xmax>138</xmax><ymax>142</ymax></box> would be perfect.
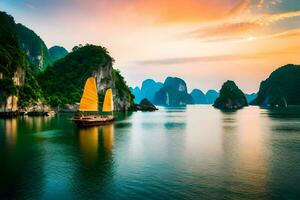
<box><xmin>15</xmin><ymin>23</ymin><xmax>51</xmax><ymax>72</ymax></box>
<box><xmin>153</xmin><ymin>77</ymin><xmax>193</xmax><ymax>106</ymax></box>
<box><xmin>213</xmin><ymin>81</ymin><xmax>248</xmax><ymax>110</ymax></box>
<box><xmin>252</xmin><ymin>64</ymin><xmax>300</xmax><ymax>107</ymax></box>
<box><xmin>0</xmin><ymin>12</ymin><xmax>37</xmax><ymax>111</ymax></box>
<box><xmin>39</xmin><ymin>44</ymin><xmax>134</xmax><ymax>111</ymax></box>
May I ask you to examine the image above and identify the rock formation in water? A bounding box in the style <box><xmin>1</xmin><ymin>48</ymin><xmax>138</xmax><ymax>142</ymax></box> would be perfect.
<box><xmin>190</xmin><ymin>89</ymin><xmax>207</xmax><ymax>104</ymax></box>
<box><xmin>134</xmin><ymin>98</ymin><xmax>158</xmax><ymax>111</ymax></box>
<box><xmin>252</xmin><ymin>64</ymin><xmax>300</xmax><ymax>107</ymax></box>
<box><xmin>131</xmin><ymin>79</ymin><xmax>163</xmax><ymax>104</ymax></box>
<box><xmin>205</xmin><ymin>90</ymin><xmax>219</xmax><ymax>104</ymax></box>
<box><xmin>133</xmin><ymin>78</ymin><xmax>222</xmax><ymax>105</ymax></box>
<box><xmin>213</xmin><ymin>80</ymin><xmax>248</xmax><ymax>109</ymax></box>
<box><xmin>49</xmin><ymin>46</ymin><xmax>68</xmax><ymax>62</ymax></box>
<box><xmin>153</xmin><ymin>77</ymin><xmax>193</xmax><ymax>106</ymax></box>
<box><xmin>130</xmin><ymin>87</ymin><xmax>141</xmax><ymax>103</ymax></box>
<box><xmin>39</xmin><ymin>44</ymin><xmax>134</xmax><ymax>111</ymax></box>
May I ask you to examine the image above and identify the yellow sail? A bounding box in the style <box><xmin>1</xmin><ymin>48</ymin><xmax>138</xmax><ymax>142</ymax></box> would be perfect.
<box><xmin>102</xmin><ymin>88</ymin><xmax>113</xmax><ymax>112</ymax></box>
<box><xmin>79</xmin><ymin>77</ymin><xmax>98</xmax><ymax>111</ymax></box>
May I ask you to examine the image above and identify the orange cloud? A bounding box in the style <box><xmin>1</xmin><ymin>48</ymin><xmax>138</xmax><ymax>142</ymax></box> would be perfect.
<box><xmin>137</xmin><ymin>47</ymin><xmax>299</xmax><ymax>65</ymax></box>
<box><xmin>186</xmin><ymin>10</ymin><xmax>300</xmax><ymax>41</ymax></box>
<box><xmin>258</xmin><ymin>10</ymin><xmax>300</xmax><ymax>25</ymax></box>
<box><xmin>262</xmin><ymin>28</ymin><xmax>300</xmax><ymax>39</ymax></box>
<box><xmin>189</xmin><ymin>22</ymin><xmax>260</xmax><ymax>39</ymax></box>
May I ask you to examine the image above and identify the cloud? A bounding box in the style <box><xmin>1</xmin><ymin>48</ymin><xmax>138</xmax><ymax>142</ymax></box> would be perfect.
<box><xmin>186</xmin><ymin>10</ymin><xmax>300</xmax><ymax>41</ymax></box>
<box><xmin>258</xmin><ymin>10</ymin><xmax>300</xmax><ymax>25</ymax></box>
<box><xmin>189</xmin><ymin>22</ymin><xmax>260</xmax><ymax>38</ymax></box>
<box><xmin>137</xmin><ymin>48</ymin><xmax>298</xmax><ymax>65</ymax></box>
<box><xmin>264</xmin><ymin>28</ymin><xmax>300</xmax><ymax>39</ymax></box>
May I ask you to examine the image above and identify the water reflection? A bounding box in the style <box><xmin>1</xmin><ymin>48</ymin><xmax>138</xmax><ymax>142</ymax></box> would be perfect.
<box><xmin>74</xmin><ymin>124</ymin><xmax>115</xmax><ymax>198</ymax></box>
<box><xmin>0</xmin><ymin>117</ymin><xmax>43</xmax><ymax>199</ymax></box>
<box><xmin>1</xmin><ymin>106</ymin><xmax>300</xmax><ymax>199</ymax></box>
<box><xmin>21</xmin><ymin>116</ymin><xmax>53</xmax><ymax>133</ymax></box>
<box><xmin>103</xmin><ymin>125</ymin><xmax>114</xmax><ymax>155</ymax></box>
<box><xmin>4</xmin><ymin>118</ymin><xmax>17</xmax><ymax>151</ymax></box>
<box><xmin>221</xmin><ymin>107</ymin><xmax>269</xmax><ymax>199</ymax></box>
<box><xmin>78</xmin><ymin>124</ymin><xmax>114</xmax><ymax>166</ymax></box>
<box><xmin>79</xmin><ymin>127</ymin><xmax>99</xmax><ymax>166</ymax></box>
<box><xmin>266</xmin><ymin>107</ymin><xmax>300</xmax><ymax>120</ymax></box>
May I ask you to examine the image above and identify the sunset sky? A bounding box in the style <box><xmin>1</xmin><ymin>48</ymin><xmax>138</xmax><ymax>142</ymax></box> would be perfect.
<box><xmin>1</xmin><ymin>0</ymin><xmax>300</xmax><ymax>93</ymax></box>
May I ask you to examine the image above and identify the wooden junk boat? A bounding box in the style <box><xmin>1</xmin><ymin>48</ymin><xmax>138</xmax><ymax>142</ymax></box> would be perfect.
<box><xmin>71</xmin><ymin>77</ymin><xmax>115</xmax><ymax>127</ymax></box>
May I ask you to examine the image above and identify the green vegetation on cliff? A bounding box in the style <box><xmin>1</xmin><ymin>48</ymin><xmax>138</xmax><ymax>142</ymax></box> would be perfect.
<box><xmin>0</xmin><ymin>12</ymin><xmax>25</xmax><ymax>95</ymax></box>
<box><xmin>15</xmin><ymin>23</ymin><xmax>51</xmax><ymax>72</ymax></box>
<box><xmin>252</xmin><ymin>64</ymin><xmax>300</xmax><ymax>107</ymax></box>
<box><xmin>39</xmin><ymin>44</ymin><xmax>134</xmax><ymax>109</ymax></box>
<box><xmin>18</xmin><ymin>64</ymin><xmax>43</xmax><ymax>108</ymax></box>
<box><xmin>0</xmin><ymin>12</ymin><xmax>44</xmax><ymax>108</ymax></box>
<box><xmin>0</xmin><ymin>12</ymin><xmax>23</xmax><ymax>99</ymax></box>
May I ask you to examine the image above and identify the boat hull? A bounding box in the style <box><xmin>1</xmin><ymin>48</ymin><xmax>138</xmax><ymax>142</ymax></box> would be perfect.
<box><xmin>71</xmin><ymin>116</ymin><xmax>115</xmax><ymax>127</ymax></box>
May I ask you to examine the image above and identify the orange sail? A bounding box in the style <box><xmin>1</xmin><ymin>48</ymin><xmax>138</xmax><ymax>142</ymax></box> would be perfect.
<box><xmin>79</xmin><ymin>77</ymin><xmax>98</xmax><ymax>111</ymax></box>
<box><xmin>102</xmin><ymin>88</ymin><xmax>113</xmax><ymax>112</ymax></box>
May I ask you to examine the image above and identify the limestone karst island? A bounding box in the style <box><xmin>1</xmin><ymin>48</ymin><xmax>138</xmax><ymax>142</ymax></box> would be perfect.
<box><xmin>1</xmin><ymin>1</ymin><xmax>300</xmax><ymax>199</ymax></box>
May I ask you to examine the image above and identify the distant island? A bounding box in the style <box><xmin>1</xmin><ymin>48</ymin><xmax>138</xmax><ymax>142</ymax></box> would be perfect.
<box><xmin>131</xmin><ymin>78</ymin><xmax>220</xmax><ymax>106</ymax></box>
<box><xmin>131</xmin><ymin>78</ymin><xmax>257</xmax><ymax>108</ymax></box>
<box><xmin>213</xmin><ymin>81</ymin><xmax>248</xmax><ymax>110</ymax></box>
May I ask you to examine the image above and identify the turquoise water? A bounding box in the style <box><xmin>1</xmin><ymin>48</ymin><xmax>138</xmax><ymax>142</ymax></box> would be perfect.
<box><xmin>0</xmin><ymin>106</ymin><xmax>300</xmax><ymax>199</ymax></box>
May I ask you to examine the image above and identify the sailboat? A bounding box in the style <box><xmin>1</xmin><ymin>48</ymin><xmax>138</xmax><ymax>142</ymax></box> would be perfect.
<box><xmin>71</xmin><ymin>77</ymin><xmax>115</xmax><ymax>127</ymax></box>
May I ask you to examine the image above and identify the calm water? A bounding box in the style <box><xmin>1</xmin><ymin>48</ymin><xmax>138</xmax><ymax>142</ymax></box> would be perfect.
<box><xmin>1</xmin><ymin>106</ymin><xmax>300</xmax><ymax>200</ymax></box>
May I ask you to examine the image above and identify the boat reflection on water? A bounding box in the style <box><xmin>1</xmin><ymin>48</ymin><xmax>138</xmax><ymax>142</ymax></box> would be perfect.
<box><xmin>79</xmin><ymin>124</ymin><xmax>114</xmax><ymax>166</ymax></box>
<box><xmin>102</xmin><ymin>124</ymin><xmax>114</xmax><ymax>155</ymax></box>
<box><xmin>79</xmin><ymin>127</ymin><xmax>99</xmax><ymax>165</ymax></box>
<box><xmin>75</xmin><ymin>124</ymin><xmax>115</xmax><ymax>198</ymax></box>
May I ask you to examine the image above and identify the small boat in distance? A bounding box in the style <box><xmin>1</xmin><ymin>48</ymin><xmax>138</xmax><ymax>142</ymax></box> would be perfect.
<box><xmin>71</xmin><ymin>77</ymin><xmax>115</xmax><ymax>127</ymax></box>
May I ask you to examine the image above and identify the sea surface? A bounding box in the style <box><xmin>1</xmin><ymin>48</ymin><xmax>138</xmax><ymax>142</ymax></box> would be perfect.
<box><xmin>0</xmin><ymin>106</ymin><xmax>300</xmax><ymax>200</ymax></box>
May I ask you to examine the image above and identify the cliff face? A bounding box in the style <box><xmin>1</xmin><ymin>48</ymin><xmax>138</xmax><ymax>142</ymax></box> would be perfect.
<box><xmin>154</xmin><ymin>77</ymin><xmax>193</xmax><ymax>106</ymax></box>
<box><xmin>15</xmin><ymin>24</ymin><xmax>51</xmax><ymax>72</ymax></box>
<box><xmin>39</xmin><ymin>45</ymin><xmax>134</xmax><ymax>111</ymax></box>
<box><xmin>0</xmin><ymin>12</ymin><xmax>43</xmax><ymax>111</ymax></box>
<box><xmin>252</xmin><ymin>64</ymin><xmax>300</xmax><ymax>107</ymax></box>
<box><xmin>0</xmin><ymin>67</ymin><xmax>24</xmax><ymax>111</ymax></box>
<box><xmin>93</xmin><ymin>62</ymin><xmax>132</xmax><ymax>111</ymax></box>
<box><xmin>0</xmin><ymin>12</ymin><xmax>25</xmax><ymax>111</ymax></box>
<box><xmin>213</xmin><ymin>80</ymin><xmax>248</xmax><ymax>110</ymax></box>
